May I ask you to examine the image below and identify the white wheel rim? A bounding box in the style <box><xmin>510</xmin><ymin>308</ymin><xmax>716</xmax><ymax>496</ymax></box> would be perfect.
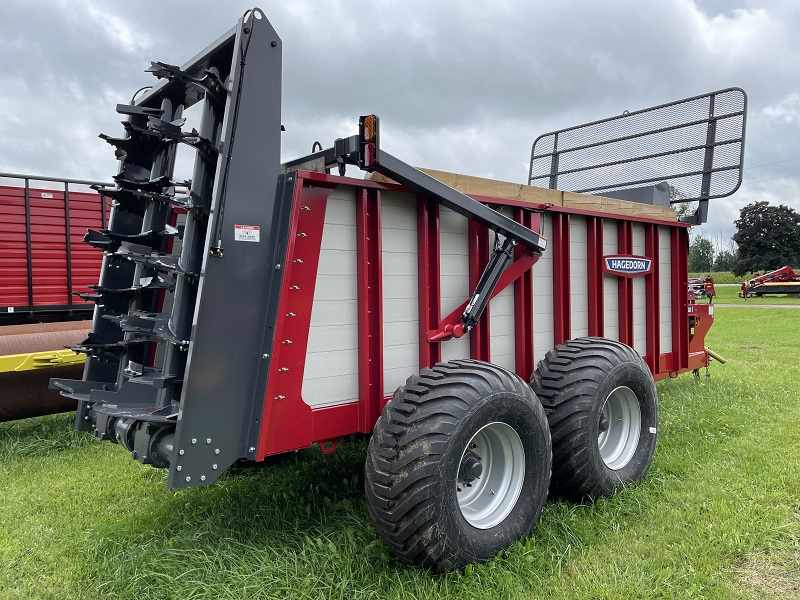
<box><xmin>456</xmin><ymin>422</ymin><xmax>525</xmax><ymax>529</ymax></box>
<box><xmin>597</xmin><ymin>386</ymin><xmax>641</xmax><ymax>470</ymax></box>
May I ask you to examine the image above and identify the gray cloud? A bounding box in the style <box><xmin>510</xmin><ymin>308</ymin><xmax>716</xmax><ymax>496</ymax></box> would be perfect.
<box><xmin>2</xmin><ymin>0</ymin><xmax>799</xmax><ymax>239</ymax></box>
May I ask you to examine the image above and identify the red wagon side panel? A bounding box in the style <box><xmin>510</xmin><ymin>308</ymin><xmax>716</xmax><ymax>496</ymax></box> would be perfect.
<box><xmin>0</xmin><ymin>178</ymin><xmax>109</xmax><ymax>315</ymax></box>
<box><xmin>255</xmin><ymin>171</ymin><xmax>701</xmax><ymax>459</ymax></box>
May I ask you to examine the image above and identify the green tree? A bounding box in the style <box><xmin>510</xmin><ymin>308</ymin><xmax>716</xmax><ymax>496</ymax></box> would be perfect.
<box><xmin>688</xmin><ymin>235</ymin><xmax>715</xmax><ymax>272</ymax></box>
<box><xmin>713</xmin><ymin>249</ymin><xmax>736</xmax><ymax>272</ymax></box>
<box><xmin>669</xmin><ymin>185</ymin><xmax>697</xmax><ymax>219</ymax></box>
<box><xmin>732</xmin><ymin>201</ymin><xmax>800</xmax><ymax>276</ymax></box>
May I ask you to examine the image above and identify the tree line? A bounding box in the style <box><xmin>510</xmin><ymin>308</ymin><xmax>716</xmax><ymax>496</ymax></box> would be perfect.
<box><xmin>688</xmin><ymin>201</ymin><xmax>800</xmax><ymax>276</ymax></box>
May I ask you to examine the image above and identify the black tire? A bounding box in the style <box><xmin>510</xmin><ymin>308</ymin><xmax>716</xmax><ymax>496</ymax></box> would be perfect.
<box><xmin>365</xmin><ymin>359</ymin><xmax>551</xmax><ymax>572</ymax></box>
<box><xmin>530</xmin><ymin>337</ymin><xmax>658</xmax><ymax>501</ymax></box>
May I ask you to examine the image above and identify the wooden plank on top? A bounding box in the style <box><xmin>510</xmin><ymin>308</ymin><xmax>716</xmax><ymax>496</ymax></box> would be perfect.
<box><xmin>367</xmin><ymin>169</ymin><xmax>563</xmax><ymax>206</ymax></box>
<box><xmin>367</xmin><ymin>169</ymin><xmax>677</xmax><ymax>221</ymax></box>
<box><xmin>562</xmin><ymin>191</ymin><xmax>676</xmax><ymax>221</ymax></box>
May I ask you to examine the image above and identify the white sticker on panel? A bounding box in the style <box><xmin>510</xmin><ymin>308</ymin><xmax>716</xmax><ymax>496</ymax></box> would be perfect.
<box><xmin>234</xmin><ymin>224</ymin><xmax>260</xmax><ymax>242</ymax></box>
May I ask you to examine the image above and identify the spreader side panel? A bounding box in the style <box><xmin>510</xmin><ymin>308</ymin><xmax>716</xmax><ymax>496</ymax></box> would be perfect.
<box><xmin>569</xmin><ymin>216</ymin><xmax>589</xmax><ymax>339</ymax></box>
<box><xmin>302</xmin><ymin>188</ymin><xmax>359</xmax><ymax>408</ymax></box>
<box><xmin>439</xmin><ymin>207</ymin><xmax>472</xmax><ymax>363</ymax></box>
<box><xmin>532</xmin><ymin>213</ymin><xmax>554</xmax><ymax>365</ymax></box>
<box><xmin>632</xmin><ymin>223</ymin><xmax>647</xmax><ymax>355</ymax></box>
<box><xmin>381</xmin><ymin>191</ymin><xmax>420</xmax><ymax>395</ymax></box>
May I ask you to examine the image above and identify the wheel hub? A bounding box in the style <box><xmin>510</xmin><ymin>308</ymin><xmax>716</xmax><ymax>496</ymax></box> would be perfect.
<box><xmin>456</xmin><ymin>422</ymin><xmax>525</xmax><ymax>529</ymax></box>
<box><xmin>459</xmin><ymin>451</ymin><xmax>483</xmax><ymax>482</ymax></box>
<box><xmin>598</xmin><ymin>413</ymin><xmax>610</xmax><ymax>433</ymax></box>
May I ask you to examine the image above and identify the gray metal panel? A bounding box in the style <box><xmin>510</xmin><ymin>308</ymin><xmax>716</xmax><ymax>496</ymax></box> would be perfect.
<box><xmin>167</xmin><ymin>14</ymin><xmax>286</xmax><ymax>488</ymax></box>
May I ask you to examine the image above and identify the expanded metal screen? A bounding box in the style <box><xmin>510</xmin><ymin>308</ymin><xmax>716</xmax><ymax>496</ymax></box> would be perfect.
<box><xmin>528</xmin><ymin>88</ymin><xmax>747</xmax><ymax>203</ymax></box>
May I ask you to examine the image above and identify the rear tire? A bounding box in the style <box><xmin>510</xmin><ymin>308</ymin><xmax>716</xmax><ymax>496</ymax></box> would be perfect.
<box><xmin>365</xmin><ymin>359</ymin><xmax>551</xmax><ymax>571</ymax></box>
<box><xmin>530</xmin><ymin>337</ymin><xmax>658</xmax><ymax>501</ymax></box>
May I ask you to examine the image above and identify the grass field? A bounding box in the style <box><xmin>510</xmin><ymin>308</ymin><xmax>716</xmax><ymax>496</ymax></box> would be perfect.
<box><xmin>711</xmin><ymin>285</ymin><xmax>800</xmax><ymax>305</ymax></box>
<box><xmin>1</xmin><ymin>306</ymin><xmax>799</xmax><ymax>599</ymax></box>
<box><xmin>689</xmin><ymin>272</ymin><xmax>756</xmax><ymax>285</ymax></box>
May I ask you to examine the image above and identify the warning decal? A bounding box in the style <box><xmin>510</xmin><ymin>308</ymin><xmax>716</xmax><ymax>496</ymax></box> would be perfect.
<box><xmin>234</xmin><ymin>224</ymin><xmax>260</xmax><ymax>242</ymax></box>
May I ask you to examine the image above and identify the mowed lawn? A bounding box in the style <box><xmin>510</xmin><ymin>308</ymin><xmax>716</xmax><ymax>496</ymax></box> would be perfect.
<box><xmin>1</xmin><ymin>306</ymin><xmax>798</xmax><ymax>599</ymax></box>
<box><xmin>713</xmin><ymin>285</ymin><xmax>800</xmax><ymax>305</ymax></box>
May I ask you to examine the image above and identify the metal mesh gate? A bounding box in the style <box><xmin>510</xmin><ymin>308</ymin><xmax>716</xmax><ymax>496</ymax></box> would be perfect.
<box><xmin>528</xmin><ymin>88</ymin><xmax>747</xmax><ymax>204</ymax></box>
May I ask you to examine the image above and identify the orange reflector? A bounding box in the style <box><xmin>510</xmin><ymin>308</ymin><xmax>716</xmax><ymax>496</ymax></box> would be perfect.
<box><xmin>362</xmin><ymin>115</ymin><xmax>377</xmax><ymax>142</ymax></box>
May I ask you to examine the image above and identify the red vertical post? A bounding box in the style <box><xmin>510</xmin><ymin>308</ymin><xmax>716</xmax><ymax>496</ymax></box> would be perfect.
<box><xmin>417</xmin><ymin>197</ymin><xmax>441</xmax><ymax>368</ymax></box>
<box><xmin>468</xmin><ymin>220</ymin><xmax>491</xmax><ymax>362</ymax></box>
<box><xmin>587</xmin><ymin>216</ymin><xmax>604</xmax><ymax>337</ymax></box>
<box><xmin>617</xmin><ymin>221</ymin><xmax>633</xmax><ymax>347</ymax></box>
<box><xmin>513</xmin><ymin>208</ymin><xmax>536</xmax><ymax>379</ymax></box>
<box><xmin>670</xmin><ymin>227</ymin><xmax>689</xmax><ymax>372</ymax></box>
<box><xmin>356</xmin><ymin>188</ymin><xmax>384</xmax><ymax>432</ymax></box>
<box><xmin>644</xmin><ymin>224</ymin><xmax>660</xmax><ymax>373</ymax></box>
<box><xmin>552</xmin><ymin>213</ymin><xmax>571</xmax><ymax>345</ymax></box>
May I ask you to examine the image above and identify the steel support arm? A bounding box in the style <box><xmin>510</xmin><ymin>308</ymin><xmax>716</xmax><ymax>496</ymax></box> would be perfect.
<box><xmin>284</xmin><ymin>131</ymin><xmax>547</xmax><ymax>254</ymax></box>
<box><xmin>283</xmin><ymin>116</ymin><xmax>549</xmax><ymax>340</ymax></box>
<box><xmin>370</xmin><ymin>150</ymin><xmax>546</xmax><ymax>254</ymax></box>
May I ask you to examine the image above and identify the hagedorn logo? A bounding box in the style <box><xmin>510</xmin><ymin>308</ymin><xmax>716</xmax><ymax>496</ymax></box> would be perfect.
<box><xmin>603</xmin><ymin>255</ymin><xmax>653</xmax><ymax>277</ymax></box>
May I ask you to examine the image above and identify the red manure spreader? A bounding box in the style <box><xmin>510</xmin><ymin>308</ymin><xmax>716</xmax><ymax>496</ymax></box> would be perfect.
<box><xmin>42</xmin><ymin>9</ymin><xmax>746</xmax><ymax>570</ymax></box>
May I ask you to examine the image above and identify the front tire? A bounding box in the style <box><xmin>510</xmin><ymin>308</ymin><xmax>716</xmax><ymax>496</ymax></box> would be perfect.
<box><xmin>365</xmin><ymin>359</ymin><xmax>551</xmax><ymax>571</ymax></box>
<box><xmin>531</xmin><ymin>337</ymin><xmax>658</xmax><ymax>501</ymax></box>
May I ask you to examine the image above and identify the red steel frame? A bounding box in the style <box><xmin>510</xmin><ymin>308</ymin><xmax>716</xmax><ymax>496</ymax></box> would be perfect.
<box><xmin>255</xmin><ymin>170</ymin><xmax>704</xmax><ymax>460</ymax></box>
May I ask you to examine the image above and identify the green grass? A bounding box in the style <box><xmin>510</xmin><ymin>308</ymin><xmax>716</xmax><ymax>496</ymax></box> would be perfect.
<box><xmin>689</xmin><ymin>271</ymin><xmax>756</xmax><ymax>285</ymax></box>
<box><xmin>1</xmin><ymin>309</ymin><xmax>799</xmax><ymax>599</ymax></box>
<box><xmin>711</xmin><ymin>285</ymin><xmax>800</xmax><ymax>305</ymax></box>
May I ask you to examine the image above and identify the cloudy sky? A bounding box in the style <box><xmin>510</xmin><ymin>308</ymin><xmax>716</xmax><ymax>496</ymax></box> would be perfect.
<box><xmin>2</xmin><ymin>0</ymin><xmax>799</xmax><ymax>242</ymax></box>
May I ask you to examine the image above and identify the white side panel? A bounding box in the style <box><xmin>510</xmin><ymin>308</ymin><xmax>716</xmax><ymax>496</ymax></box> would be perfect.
<box><xmin>632</xmin><ymin>224</ymin><xmax>647</xmax><ymax>355</ymax></box>
<box><xmin>489</xmin><ymin>206</ymin><xmax>516</xmax><ymax>371</ymax></box>
<box><xmin>533</xmin><ymin>214</ymin><xmax>554</xmax><ymax>365</ymax></box>
<box><xmin>381</xmin><ymin>191</ymin><xmax>420</xmax><ymax>395</ymax></box>
<box><xmin>659</xmin><ymin>227</ymin><xmax>673</xmax><ymax>354</ymax></box>
<box><xmin>303</xmin><ymin>188</ymin><xmax>359</xmax><ymax>408</ymax></box>
<box><xmin>440</xmin><ymin>207</ymin><xmax>472</xmax><ymax>362</ymax></box>
<box><xmin>490</xmin><ymin>284</ymin><xmax>516</xmax><ymax>371</ymax></box>
<box><xmin>603</xmin><ymin>220</ymin><xmax>619</xmax><ymax>341</ymax></box>
<box><xmin>569</xmin><ymin>216</ymin><xmax>589</xmax><ymax>339</ymax></box>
